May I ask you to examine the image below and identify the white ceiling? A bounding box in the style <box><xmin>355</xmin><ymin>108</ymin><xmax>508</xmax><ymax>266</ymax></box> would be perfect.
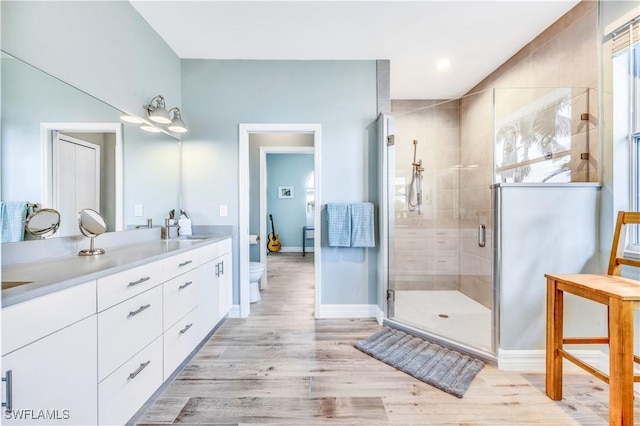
<box><xmin>130</xmin><ymin>0</ymin><xmax>580</xmax><ymax>99</ymax></box>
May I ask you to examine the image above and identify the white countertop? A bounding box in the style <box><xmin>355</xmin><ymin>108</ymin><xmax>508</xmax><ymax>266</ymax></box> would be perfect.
<box><xmin>1</xmin><ymin>235</ymin><xmax>232</xmax><ymax>307</ymax></box>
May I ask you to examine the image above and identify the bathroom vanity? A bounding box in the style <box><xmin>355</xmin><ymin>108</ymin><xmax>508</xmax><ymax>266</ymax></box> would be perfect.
<box><xmin>1</xmin><ymin>235</ymin><xmax>232</xmax><ymax>425</ymax></box>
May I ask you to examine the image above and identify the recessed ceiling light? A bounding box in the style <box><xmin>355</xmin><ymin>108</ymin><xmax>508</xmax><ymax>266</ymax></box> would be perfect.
<box><xmin>436</xmin><ymin>59</ymin><xmax>450</xmax><ymax>71</ymax></box>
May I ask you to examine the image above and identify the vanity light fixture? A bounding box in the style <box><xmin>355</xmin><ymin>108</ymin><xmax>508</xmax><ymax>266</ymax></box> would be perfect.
<box><xmin>140</xmin><ymin>125</ymin><xmax>162</xmax><ymax>133</ymax></box>
<box><xmin>144</xmin><ymin>95</ymin><xmax>171</xmax><ymax>124</ymax></box>
<box><xmin>167</xmin><ymin>107</ymin><xmax>188</xmax><ymax>133</ymax></box>
<box><xmin>120</xmin><ymin>114</ymin><xmax>144</xmax><ymax>124</ymax></box>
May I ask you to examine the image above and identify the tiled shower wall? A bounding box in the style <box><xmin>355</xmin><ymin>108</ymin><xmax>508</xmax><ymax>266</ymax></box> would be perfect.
<box><xmin>391</xmin><ymin>99</ymin><xmax>461</xmax><ymax>292</ymax></box>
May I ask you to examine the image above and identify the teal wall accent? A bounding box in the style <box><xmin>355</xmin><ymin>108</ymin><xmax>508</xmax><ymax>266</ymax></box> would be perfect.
<box><xmin>266</xmin><ymin>154</ymin><xmax>314</xmax><ymax>249</ymax></box>
<box><xmin>1</xmin><ymin>1</ymin><xmax>181</xmax><ymax>116</ymax></box>
<box><xmin>181</xmin><ymin>59</ymin><xmax>378</xmax><ymax>305</ymax></box>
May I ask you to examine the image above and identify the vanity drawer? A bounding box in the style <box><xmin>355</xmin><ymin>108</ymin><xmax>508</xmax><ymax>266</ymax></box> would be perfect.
<box><xmin>97</xmin><ymin>286</ymin><xmax>162</xmax><ymax>380</ymax></box>
<box><xmin>163</xmin><ymin>268</ymin><xmax>201</xmax><ymax>330</ymax></box>
<box><xmin>97</xmin><ymin>259</ymin><xmax>165</xmax><ymax>311</ymax></box>
<box><xmin>98</xmin><ymin>336</ymin><xmax>163</xmax><ymax>426</ymax></box>
<box><xmin>2</xmin><ymin>280</ymin><xmax>96</xmax><ymax>356</ymax></box>
<box><xmin>163</xmin><ymin>308</ymin><xmax>200</xmax><ymax>379</ymax></box>
<box><xmin>164</xmin><ymin>249</ymin><xmax>204</xmax><ymax>277</ymax></box>
<box><xmin>205</xmin><ymin>238</ymin><xmax>232</xmax><ymax>260</ymax></box>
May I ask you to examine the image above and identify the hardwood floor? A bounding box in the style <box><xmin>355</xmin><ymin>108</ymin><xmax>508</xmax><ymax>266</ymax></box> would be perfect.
<box><xmin>137</xmin><ymin>253</ymin><xmax>639</xmax><ymax>425</ymax></box>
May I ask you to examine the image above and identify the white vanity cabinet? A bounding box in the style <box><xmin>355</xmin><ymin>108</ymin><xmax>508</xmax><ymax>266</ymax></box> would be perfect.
<box><xmin>1</xmin><ymin>236</ymin><xmax>234</xmax><ymax>426</ymax></box>
<box><xmin>1</xmin><ymin>281</ymin><xmax>97</xmax><ymax>425</ymax></box>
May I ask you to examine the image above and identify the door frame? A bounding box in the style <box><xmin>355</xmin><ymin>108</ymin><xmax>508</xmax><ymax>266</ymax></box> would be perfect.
<box><xmin>41</xmin><ymin>122</ymin><xmax>123</xmax><ymax>231</ymax></box>
<box><xmin>239</xmin><ymin>123</ymin><xmax>322</xmax><ymax>318</ymax></box>
<box><xmin>259</xmin><ymin>146</ymin><xmax>315</xmax><ymax>290</ymax></box>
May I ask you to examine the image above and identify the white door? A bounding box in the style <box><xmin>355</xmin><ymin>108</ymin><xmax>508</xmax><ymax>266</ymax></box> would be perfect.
<box><xmin>217</xmin><ymin>252</ymin><xmax>233</xmax><ymax>318</ymax></box>
<box><xmin>53</xmin><ymin>133</ymin><xmax>101</xmax><ymax>236</ymax></box>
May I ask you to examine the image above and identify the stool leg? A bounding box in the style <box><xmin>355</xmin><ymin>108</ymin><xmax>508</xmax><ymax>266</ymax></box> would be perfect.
<box><xmin>608</xmin><ymin>297</ymin><xmax>634</xmax><ymax>426</ymax></box>
<box><xmin>546</xmin><ymin>277</ymin><xmax>563</xmax><ymax>400</ymax></box>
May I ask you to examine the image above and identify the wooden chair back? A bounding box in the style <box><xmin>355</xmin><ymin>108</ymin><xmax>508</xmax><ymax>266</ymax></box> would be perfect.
<box><xmin>607</xmin><ymin>211</ymin><xmax>640</xmax><ymax>276</ymax></box>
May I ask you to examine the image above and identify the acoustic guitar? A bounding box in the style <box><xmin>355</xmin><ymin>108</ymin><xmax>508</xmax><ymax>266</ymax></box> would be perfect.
<box><xmin>267</xmin><ymin>214</ymin><xmax>282</xmax><ymax>252</ymax></box>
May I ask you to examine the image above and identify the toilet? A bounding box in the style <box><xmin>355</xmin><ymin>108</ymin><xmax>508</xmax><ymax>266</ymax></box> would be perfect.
<box><xmin>249</xmin><ymin>261</ymin><xmax>266</xmax><ymax>303</ymax></box>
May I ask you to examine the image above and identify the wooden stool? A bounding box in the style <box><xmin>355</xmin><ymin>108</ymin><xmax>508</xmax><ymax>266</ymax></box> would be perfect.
<box><xmin>545</xmin><ymin>211</ymin><xmax>640</xmax><ymax>426</ymax></box>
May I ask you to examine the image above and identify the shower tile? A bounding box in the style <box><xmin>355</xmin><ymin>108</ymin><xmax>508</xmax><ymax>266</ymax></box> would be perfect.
<box><xmin>435</xmin><ymin>211</ymin><xmax>459</xmax><ymax>229</ymax></box>
<box><xmin>433</xmin><ymin>274</ymin><xmax>459</xmax><ymax>291</ymax></box>
<box><xmin>459</xmin><ymin>276</ymin><xmax>492</xmax><ymax>309</ymax></box>
<box><xmin>435</xmin><ymin>169</ymin><xmax>458</xmax><ymax>190</ymax></box>
<box><xmin>434</xmin><ymin>189</ymin><xmax>456</xmax><ymax>211</ymax></box>
<box><xmin>435</xmin><ymin>108</ymin><xmax>460</xmax><ymax>129</ymax></box>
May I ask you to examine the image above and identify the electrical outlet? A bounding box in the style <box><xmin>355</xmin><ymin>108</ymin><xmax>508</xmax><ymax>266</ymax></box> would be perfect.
<box><xmin>219</xmin><ymin>204</ymin><xmax>228</xmax><ymax>217</ymax></box>
<box><xmin>134</xmin><ymin>204</ymin><xmax>143</xmax><ymax>217</ymax></box>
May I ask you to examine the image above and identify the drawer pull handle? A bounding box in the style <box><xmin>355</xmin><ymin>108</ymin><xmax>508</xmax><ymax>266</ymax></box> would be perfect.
<box><xmin>127</xmin><ymin>304</ymin><xmax>151</xmax><ymax>318</ymax></box>
<box><xmin>220</xmin><ymin>260</ymin><xmax>224</xmax><ymax>275</ymax></box>
<box><xmin>128</xmin><ymin>277</ymin><xmax>151</xmax><ymax>287</ymax></box>
<box><xmin>128</xmin><ymin>360</ymin><xmax>151</xmax><ymax>380</ymax></box>
<box><xmin>215</xmin><ymin>263</ymin><xmax>220</xmax><ymax>278</ymax></box>
<box><xmin>179</xmin><ymin>323</ymin><xmax>194</xmax><ymax>335</ymax></box>
<box><xmin>2</xmin><ymin>370</ymin><xmax>12</xmax><ymax>412</ymax></box>
<box><xmin>178</xmin><ymin>260</ymin><xmax>193</xmax><ymax>267</ymax></box>
<box><xmin>179</xmin><ymin>281</ymin><xmax>193</xmax><ymax>290</ymax></box>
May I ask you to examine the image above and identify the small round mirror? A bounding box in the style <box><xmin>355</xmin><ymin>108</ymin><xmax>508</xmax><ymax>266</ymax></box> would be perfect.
<box><xmin>78</xmin><ymin>209</ymin><xmax>107</xmax><ymax>256</ymax></box>
<box><xmin>24</xmin><ymin>208</ymin><xmax>61</xmax><ymax>239</ymax></box>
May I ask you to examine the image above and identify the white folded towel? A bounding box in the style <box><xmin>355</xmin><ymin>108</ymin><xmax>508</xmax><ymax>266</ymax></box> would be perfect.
<box><xmin>178</xmin><ymin>217</ymin><xmax>192</xmax><ymax>236</ymax></box>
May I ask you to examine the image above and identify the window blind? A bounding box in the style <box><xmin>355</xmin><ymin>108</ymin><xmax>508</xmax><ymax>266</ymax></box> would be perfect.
<box><xmin>612</xmin><ymin>17</ymin><xmax>640</xmax><ymax>56</ymax></box>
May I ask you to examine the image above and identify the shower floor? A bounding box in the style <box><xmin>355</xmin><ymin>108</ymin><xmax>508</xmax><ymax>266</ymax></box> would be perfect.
<box><xmin>393</xmin><ymin>290</ymin><xmax>492</xmax><ymax>353</ymax></box>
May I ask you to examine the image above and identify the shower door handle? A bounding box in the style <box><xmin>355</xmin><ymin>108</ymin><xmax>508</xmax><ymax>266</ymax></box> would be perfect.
<box><xmin>478</xmin><ymin>224</ymin><xmax>486</xmax><ymax>247</ymax></box>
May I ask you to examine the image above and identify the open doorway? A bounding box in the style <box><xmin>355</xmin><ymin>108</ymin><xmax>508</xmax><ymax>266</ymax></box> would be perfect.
<box><xmin>258</xmin><ymin>146</ymin><xmax>314</xmax><ymax>288</ymax></box>
<box><xmin>238</xmin><ymin>124</ymin><xmax>322</xmax><ymax>318</ymax></box>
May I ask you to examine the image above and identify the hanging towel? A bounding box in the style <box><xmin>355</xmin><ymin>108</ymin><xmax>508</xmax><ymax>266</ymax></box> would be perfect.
<box><xmin>350</xmin><ymin>202</ymin><xmax>375</xmax><ymax>247</ymax></box>
<box><xmin>327</xmin><ymin>203</ymin><xmax>351</xmax><ymax>247</ymax></box>
<box><xmin>1</xmin><ymin>201</ymin><xmax>28</xmax><ymax>243</ymax></box>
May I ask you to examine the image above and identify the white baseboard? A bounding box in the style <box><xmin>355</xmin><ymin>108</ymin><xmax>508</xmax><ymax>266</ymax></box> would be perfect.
<box><xmin>375</xmin><ymin>305</ymin><xmax>384</xmax><ymax>325</ymax></box>
<box><xmin>498</xmin><ymin>349</ymin><xmax>603</xmax><ymax>372</ymax></box>
<box><xmin>228</xmin><ymin>305</ymin><xmax>240</xmax><ymax>318</ymax></box>
<box><xmin>316</xmin><ymin>304</ymin><xmax>379</xmax><ymax>319</ymax></box>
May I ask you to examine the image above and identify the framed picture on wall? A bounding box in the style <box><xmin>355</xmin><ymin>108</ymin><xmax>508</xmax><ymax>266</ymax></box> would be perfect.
<box><xmin>278</xmin><ymin>186</ymin><xmax>294</xmax><ymax>198</ymax></box>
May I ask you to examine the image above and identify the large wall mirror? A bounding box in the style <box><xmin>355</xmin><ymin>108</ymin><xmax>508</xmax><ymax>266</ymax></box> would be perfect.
<box><xmin>1</xmin><ymin>51</ymin><xmax>181</xmax><ymax>240</ymax></box>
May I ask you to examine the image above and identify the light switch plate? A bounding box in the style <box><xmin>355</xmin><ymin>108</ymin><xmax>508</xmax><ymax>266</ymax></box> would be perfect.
<box><xmin>219</xmin><ymin>205</ymin><xmax>228</xmax><ymax>217</ymax></box>
<box><xmin>134</xmin><ymin>204</ymin><xmax>143</xmax><ymax>217</ymax></box>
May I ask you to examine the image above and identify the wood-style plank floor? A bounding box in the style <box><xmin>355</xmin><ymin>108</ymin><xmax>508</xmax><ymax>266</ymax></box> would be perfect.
<box><xmin>137</xmin><ymin>253</ymin><xmax>639</xmax><ymax>425</ymax></box>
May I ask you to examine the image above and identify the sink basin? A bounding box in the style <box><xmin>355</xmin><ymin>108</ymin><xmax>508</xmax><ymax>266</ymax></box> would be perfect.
<box><xmin>2</xmin><ymin>281</ymin><xmax>33</xmax><ymax>290</ymax></box>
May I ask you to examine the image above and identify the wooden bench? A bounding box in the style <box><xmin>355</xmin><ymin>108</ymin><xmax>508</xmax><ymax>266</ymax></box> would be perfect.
<box><xmin>545</xmin><ymin>211</ymin><xmax>640</xmax><ymax>426</ymax></box>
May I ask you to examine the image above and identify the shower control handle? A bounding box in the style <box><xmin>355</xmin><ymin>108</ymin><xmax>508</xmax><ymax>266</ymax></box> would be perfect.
<box><xmin>478</xmin><ymin>224</ymin><xmax>486</xmax><ymax>248</ymax></box>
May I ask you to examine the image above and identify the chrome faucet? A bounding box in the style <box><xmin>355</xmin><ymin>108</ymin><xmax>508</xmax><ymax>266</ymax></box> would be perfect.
<box><xmin>161</xmin><ymin>218</ymin><xmax>179</xmax><ymax>239</ymax></box>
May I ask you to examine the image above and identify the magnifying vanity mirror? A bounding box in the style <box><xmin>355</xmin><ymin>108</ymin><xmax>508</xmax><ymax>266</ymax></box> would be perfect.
<box><xmin>1</xmin><ymin>50</ymin><xmax>181</xmax><ymax>241</ymax></box>
<box><xmin>78</xmin><ymin>209</ymin><xmax>107</xmax><ymax>256</ymax></box>
<box><xmin>24</xmin><ymin>208</ymin><xmax>61</xmax><ymax>239</ymax></box>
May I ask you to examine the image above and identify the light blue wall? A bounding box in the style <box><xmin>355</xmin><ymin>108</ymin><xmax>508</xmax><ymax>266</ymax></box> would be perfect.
<box><xmin>266</xmin><ymin>154</ymin><xmax>314</xmax><ymax>249</ymax></box>
<box><xmin>181</xmin><ymin>60</ymin><xmax>378</xmax><ymax>305</ymax></box>
<box><xmin>1</xmin><ymin>1</ymin><xmax>181</xmax><ymax>116</ymax></box>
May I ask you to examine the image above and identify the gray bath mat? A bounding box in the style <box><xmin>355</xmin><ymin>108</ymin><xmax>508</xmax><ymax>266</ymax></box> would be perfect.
<box><xmin>355</xmin><ymin>327</ymin><xmax>484</xmax><ymax>398</ymax></box>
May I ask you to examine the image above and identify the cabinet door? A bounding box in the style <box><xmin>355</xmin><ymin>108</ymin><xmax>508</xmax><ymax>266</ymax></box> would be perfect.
<box><xmin>197</xmin><ymin>261</ymin><xmax>219</xmax><ymax>339</ymax></box>
<box><xmin>217</xmin><ymin>252</ymin><xmax>233</xmax><ymax>318</ymax></box>
<box><xmin>1</xmin><ymin>316</ymin><xmax>98</xmax><ymax>425</ymax></box>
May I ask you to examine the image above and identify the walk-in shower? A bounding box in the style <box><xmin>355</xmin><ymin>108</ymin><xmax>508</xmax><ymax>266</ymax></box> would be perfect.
<box><xmin>385</xmin><ymin>87</ymin><xmax>597</xmax><ymax>357</ymax></box>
